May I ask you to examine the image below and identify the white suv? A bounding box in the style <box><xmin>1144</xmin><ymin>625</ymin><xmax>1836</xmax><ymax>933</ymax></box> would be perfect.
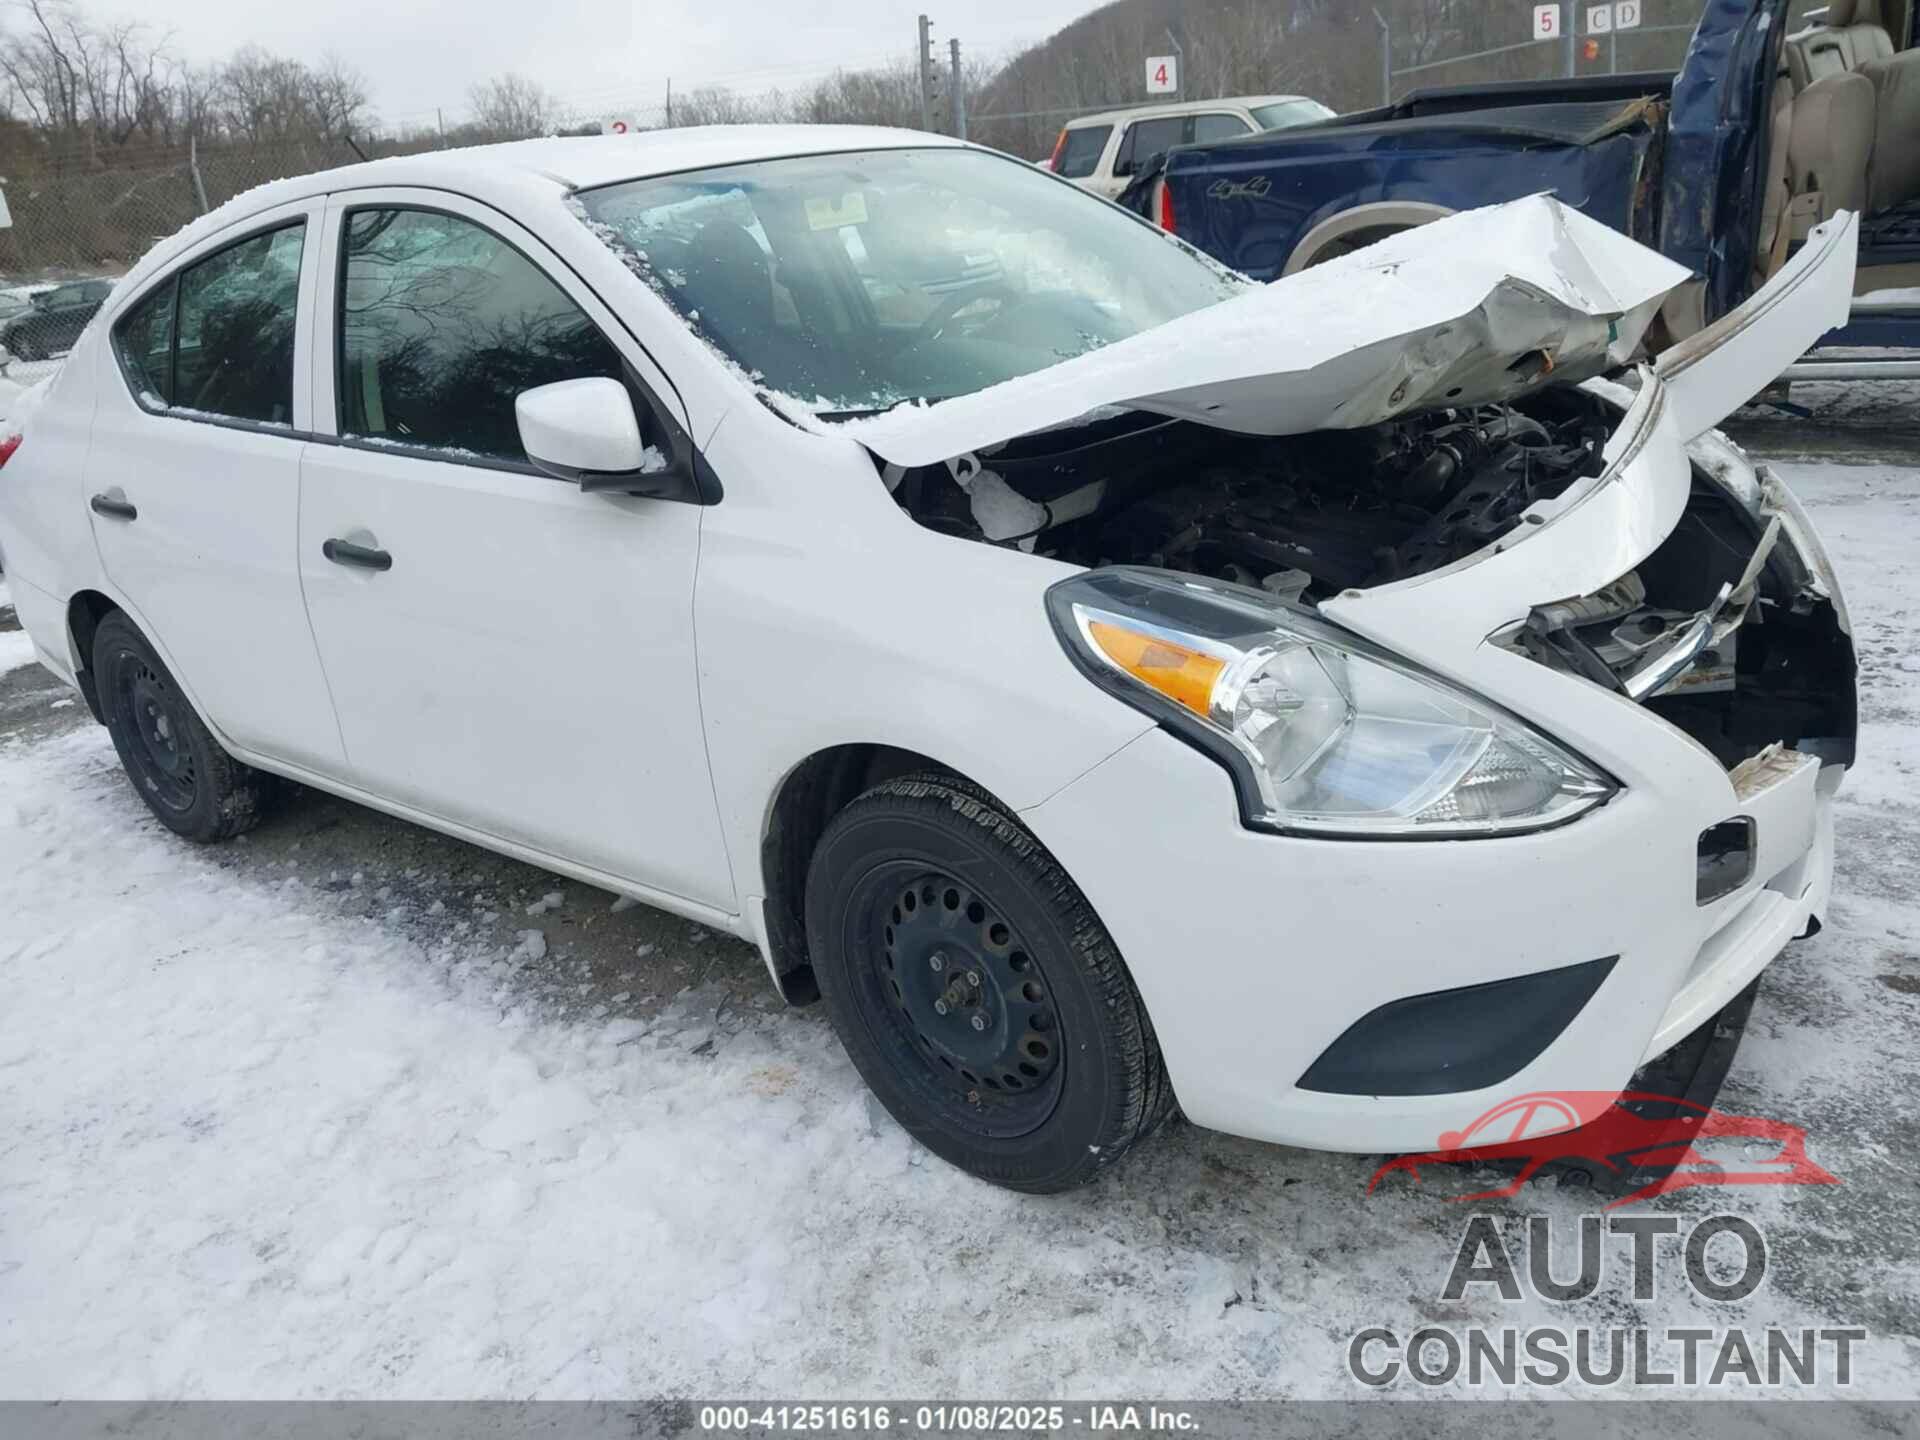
<box><xmin>1045</xmin><ymin>96</ymin><xmax>1333</xmax><ymax>197</ymax></box>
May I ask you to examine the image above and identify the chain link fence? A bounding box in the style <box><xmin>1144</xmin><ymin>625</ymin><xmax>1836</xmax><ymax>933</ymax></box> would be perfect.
<box><xmin>0</xmin><ymin>134</ymin><xmax>383</xmax><ymax>385</ymax></box>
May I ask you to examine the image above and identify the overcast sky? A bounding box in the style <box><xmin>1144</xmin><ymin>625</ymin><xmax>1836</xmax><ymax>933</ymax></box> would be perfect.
<box><xmin>140</xmin><ymin>0</ymin><xmax>1097</xmax><ymax>132</ymax></box>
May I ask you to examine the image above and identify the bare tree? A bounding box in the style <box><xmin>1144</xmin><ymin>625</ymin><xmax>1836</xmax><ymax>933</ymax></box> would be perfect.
<box><xmin>797</xmin><ymin>62</ymin><xmax>920</xmax><ymax>128</ymax></box>
<box><xmin>669</xmin><ymin>84</ymin><xmax>772</xmax><ymax>127</ymax></box>
<box><xmin>467</xmin><ymin>72</ymin><xmax>557</xmax><ymax>140</ymax></box>
<box><xmin>306</xmin><ymin>54</ymin><xmax>371</xmax><ymax>142</ymax></box>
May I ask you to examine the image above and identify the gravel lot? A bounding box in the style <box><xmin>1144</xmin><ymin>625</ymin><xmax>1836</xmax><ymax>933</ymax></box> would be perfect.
<box><xmin>0</xmin><ymin>386</ymin><xmax>1916</xmax><ymax>1400</ymax></box>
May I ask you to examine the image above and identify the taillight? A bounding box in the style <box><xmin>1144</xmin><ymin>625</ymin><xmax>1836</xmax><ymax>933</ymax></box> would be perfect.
<box><xmin>1047</xmin><ymin>129</ymin><xmax>1069</xmax><ymax>172</ymax></box>
<box><xmin>0</xmin><ymin>432</ymin><xmax>20</xmax><ymax>468</ymax></box>
<box><xmin>1157</xmin><ymin>180</ymin><xmax>1176</xmax><ymax>233</ymax></box>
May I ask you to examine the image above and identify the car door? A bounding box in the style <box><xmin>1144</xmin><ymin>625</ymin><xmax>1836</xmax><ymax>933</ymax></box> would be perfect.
<box><xmin>84</xmin><ymin>201</ymin><xmax>348</xmax><ymax>773</ymax></box>
<box><xmin>297</xmin><ymin>190</ymin><xmax>734</xmax><ymax>909</ymax></box>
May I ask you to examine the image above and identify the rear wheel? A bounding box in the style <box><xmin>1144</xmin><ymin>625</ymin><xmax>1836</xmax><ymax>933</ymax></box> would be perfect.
<box><xmin>93</xmin><ymin>612</ymin><xmax>276</xmax><ymax>842</ymax></box>
<box><xmin>806</xmin><ymin>773</ymin><xmax>1173</xmax><ymax>1192</ymax></box>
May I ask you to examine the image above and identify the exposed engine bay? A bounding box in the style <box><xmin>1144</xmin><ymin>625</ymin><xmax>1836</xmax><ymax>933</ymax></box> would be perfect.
<box><xmin>890</xmin><ymin>391</ymin><xmax>1617</xmax><ymax>596</ymax></box>
<box><xmin>888</xmin><ymin>388</ymin><xmax>1856</xmax><ymax>771</ymax></box>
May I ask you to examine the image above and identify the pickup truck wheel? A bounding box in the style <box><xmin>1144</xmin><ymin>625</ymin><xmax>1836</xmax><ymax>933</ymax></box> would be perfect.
<box><xmin>806</xmin><ymin>773</ymin><xmax>1173</xmax><ymax>1192</ymax></box>
<box><xmin>1300</xmin><ymin>224</ymin><xmax>1406</xmax><ymax>269</ymax></box>
<box><xmin>93</xmin><ymin>612</ymin><xmax>277</xmax><ymax>843</ymax></box>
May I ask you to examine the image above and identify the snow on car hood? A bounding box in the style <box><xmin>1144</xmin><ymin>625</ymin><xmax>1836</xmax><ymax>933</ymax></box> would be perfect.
<box><xmin>836</xmin><ymin>195</ymin><xmax>1693</xmax><ymax>469</ymax></box>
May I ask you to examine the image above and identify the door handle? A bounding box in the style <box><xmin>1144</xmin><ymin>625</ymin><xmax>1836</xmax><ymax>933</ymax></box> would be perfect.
<box><xmin>322</xmin><ymin>537</ymin><xmax>393</xmax><ymax>572</ymax></box>
<box><xmin>90</xmin><ymin>492</ymin><xmax>137</xmax><ymax>521</ymax></box>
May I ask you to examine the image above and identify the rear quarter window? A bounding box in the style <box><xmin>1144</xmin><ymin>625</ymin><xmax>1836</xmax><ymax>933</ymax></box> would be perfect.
<box><xmin>114</xmin><ymin>281</ymin><xmax>175</xmax><ymax>405</ymax></box>
<box><xmin>1055</xmin><ymin>125</ymin><xmax>1112</xmax><ymax>178</ymax></box>
<box><xmin>1191</xmin><ymin>113</ymin><xmax>1252</xmax><ymax>143</ymax></box>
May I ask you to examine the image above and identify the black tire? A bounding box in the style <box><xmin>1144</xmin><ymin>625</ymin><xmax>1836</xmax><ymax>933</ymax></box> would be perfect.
<box><xmin>92</xmin><ymin>611</ymin><xmax>276</xmax><ymax>842</ymax></box>
<box><xmin>805</xmin><ymin>772</ymin><xmax>1173</xmax><ymax>1192</ymax></box>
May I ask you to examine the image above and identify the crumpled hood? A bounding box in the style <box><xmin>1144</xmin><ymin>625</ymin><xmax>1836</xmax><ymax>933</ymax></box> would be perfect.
<box><xmin>836</xmin><ymin>194</ymin><xmax>1694</xmax><ymax>469</ymax></box>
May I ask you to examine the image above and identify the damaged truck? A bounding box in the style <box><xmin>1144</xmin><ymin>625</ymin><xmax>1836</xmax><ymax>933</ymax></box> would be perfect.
<box><xmin>1118</xmin><ymin>0</ymin><xmax>1919</xmax><ymax>379</ymax></box>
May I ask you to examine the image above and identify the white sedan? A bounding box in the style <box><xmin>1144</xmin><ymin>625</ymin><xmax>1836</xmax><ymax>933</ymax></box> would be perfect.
<box><xmin>0</xmin><ymin>126</ymin><xmax>1860</xmax><ymax>1191</ymax></box>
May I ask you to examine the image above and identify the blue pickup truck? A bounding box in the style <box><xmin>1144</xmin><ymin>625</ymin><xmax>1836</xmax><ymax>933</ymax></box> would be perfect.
<box><xmin>1120</xmin><ymin>0</ymin><xmax>1919</xmax><ymax>371</ymax></box>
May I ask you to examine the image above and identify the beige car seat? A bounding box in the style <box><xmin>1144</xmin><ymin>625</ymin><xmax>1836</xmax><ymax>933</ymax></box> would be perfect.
<box><xmin>1772</xmin><ymin>0</ymin><xmax>1918</xmax><ymax>235</ymax></box>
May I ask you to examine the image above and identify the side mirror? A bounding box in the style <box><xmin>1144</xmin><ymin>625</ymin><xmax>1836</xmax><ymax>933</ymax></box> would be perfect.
<box><xmin>1112</xmin><ymin>156</ymin><xmax>1136</xmax><ymax>178</ymax></box>
<box><xmin>515</xmin><ymin>377</ymin><xmax>711</xmax><ymax>503</ymax></box>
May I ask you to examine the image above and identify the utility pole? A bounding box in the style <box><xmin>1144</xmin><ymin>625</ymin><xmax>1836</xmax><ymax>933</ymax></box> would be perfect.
<box><xmin>666</xmin><ymin>77</ymin><xmax>674</xmax><ymax>127</ymax></box>
<box><xmin>949</xmin><ymin>37</ymin><xmax>966</xmax><ymax>140</ymax></box>
<box><xmin>917</xmin><ymin>15</ymin><xmax>936</xmax><ymax>133</ymax></box>
<box><xmin>1163</xmin><ymin>26</ymin><xmax>1184</xmax><ymax>101</ymax></box>
<box><xmin>188</xmin><ymin>134</ymin><xmax>209</xmax><ymax>213</ymax></box>
<box><xmin>1371</xmin><ymin>7</ymin><xmax>1391</xmax><ymax>107</ymax></box>
<box><xmin>1565</xmin><ymin>5</ymin><xmax>1578</xmax><ymax>78</ymax></box>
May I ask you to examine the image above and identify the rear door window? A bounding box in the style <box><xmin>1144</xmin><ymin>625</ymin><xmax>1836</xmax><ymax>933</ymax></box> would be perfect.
<box><xmin>112</xmin><ymin>221</ymin><xmax>304</xmax><ymax>423</ymax></box>
<box><xmin>173</xmin><ymin>224</ymin><xmax>305</xmax><ymax>424</ymax></box>
<box><xmin>1054</xmin><ymin>125</ymin><xmax>1111</xmax><ymax>178</ymax></box>
<box><xmin>1119</xmin><ymin>117</ymin><xmax>1188</xmax><ymax>173</ymax></box>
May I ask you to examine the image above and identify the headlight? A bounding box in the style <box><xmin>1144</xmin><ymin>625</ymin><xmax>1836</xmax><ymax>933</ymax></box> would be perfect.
<box><xmin>1047</xmin><ymin>568</ymin><xmax>1616</xmax><ymax>838</ymax></box>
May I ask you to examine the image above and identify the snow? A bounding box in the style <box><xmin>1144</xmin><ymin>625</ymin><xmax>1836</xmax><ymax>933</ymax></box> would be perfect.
<box><xmin>0</xmin><ymin>372</ymin><xmax>56</xmax><ymax>439</ymax></box>
<box><xmin>0</xmin><ymin>624</ymin><xmax>37</xmax><ymax>676</ymax></box>
<box><xmin>1857</xmin><ymin>287</ymin><xmax>1920</xmax><ymax>308</ymax></box>
<box><xmin>1</xmin><ymin>456</ymin><xmax>1918</xmax><ymax>1399</ymax></box>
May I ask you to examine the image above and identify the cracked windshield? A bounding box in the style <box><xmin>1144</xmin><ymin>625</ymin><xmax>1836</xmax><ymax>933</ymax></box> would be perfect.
<box><xmin>576</xmin><ymin>147</ymin><xmax>1246</xmax><ymax>416</ymax></box>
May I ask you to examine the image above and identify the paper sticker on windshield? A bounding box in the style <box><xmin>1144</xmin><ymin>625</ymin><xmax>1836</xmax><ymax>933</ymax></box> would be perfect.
<box><xmin>806</xmin><ymin>194</ymin><xmax>869</xmax><ymax>231</ymax></box>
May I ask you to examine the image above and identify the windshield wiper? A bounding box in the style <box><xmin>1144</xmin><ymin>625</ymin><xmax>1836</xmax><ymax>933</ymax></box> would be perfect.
<box><xmin>815</xmin><ymin>395</ymin><xmax>952</xmax><ymax>422</ymax></box>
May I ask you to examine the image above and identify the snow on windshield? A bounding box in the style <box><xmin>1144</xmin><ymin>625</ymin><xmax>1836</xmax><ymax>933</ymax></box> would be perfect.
<box><xmin>571</xmin><ymin>147</ymin><xmax>1246</xmax><ymax>418</ymax></box>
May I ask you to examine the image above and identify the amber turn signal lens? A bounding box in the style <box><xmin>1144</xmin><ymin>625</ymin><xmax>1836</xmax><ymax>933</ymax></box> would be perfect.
<box><xmin>1086</xmin><ymin>619</ymin><xmax>1225</xmax><ymax>718</ymax></box>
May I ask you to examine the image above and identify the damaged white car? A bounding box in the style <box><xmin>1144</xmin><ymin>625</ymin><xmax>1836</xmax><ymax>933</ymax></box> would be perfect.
<box><xmin>0</xmin><ymin>129</ymin><xmax>1858</xmax><ymax>1191</ymax></box>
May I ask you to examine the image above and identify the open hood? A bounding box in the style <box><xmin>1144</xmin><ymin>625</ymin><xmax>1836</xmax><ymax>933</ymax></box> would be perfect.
<box><xmin>835</xmin><ymin>195</ymin><xmax>1694</xmax><ymax>470</ymax></box>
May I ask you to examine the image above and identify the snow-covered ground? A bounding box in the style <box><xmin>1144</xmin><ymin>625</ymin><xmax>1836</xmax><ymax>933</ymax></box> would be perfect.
<box><xmin>1</xmin><ymin>460</ymin><xmax>1918</xmax><ymax>1400</ymax></box>
<box><xmin>0</xmin><ymin>627</ymin><xmax>35</xmax><ymax>676</ymax></box>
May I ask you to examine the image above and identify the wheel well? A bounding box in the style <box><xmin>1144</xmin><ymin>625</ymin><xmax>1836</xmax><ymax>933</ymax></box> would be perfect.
<box><xmin>66</xmin><ymin>589</ymin><xmax>118</xmax><ymax>724</ymax></box>
<box><xmin>1298</xmin><ymin>224</ymin><xmax>1407</xmax><ymax>269</ymax></box>
<box><xmin>1283</xmin><ymin>201</ymin><xmax>1454</xmax><ymax>276</ymax></box>
<box><xmin>759</xmin><ymin>744</ymin><xmax>978</xmax><ymax>1006</ymax></box>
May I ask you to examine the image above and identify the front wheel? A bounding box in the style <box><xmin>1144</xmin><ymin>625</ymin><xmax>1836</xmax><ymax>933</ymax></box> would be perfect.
<box><xmin>806</xmin><ymin>773</ymin><xmax>1174</xmax><ymax>1192</ymax></box>
<box><xmin>93</xmin><ymin>611</ymin><xmax>277</xmax><ymax>842</ymax></box>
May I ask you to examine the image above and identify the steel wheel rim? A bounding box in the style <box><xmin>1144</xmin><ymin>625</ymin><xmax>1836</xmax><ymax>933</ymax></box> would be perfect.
<box><xmin>111</xmin><ymin>653</ymin><xmax>197</xmax><ymax>813</ymax></box>
<box><xmin>848</xmin><ymin>861</ymin><xmax>1064</xmax><ymax>1138</ymax></box>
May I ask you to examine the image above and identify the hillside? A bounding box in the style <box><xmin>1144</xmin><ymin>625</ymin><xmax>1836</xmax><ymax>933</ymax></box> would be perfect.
<box><xmin>967</xmin><ymin>0</ymin><xmax>1710</xmax><ymax>159</ymax></box>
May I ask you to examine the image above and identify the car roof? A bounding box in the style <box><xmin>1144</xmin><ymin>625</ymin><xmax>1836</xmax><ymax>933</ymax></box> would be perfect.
<box><xmin>1063</xmin><ymin>96</ymin><xmax>1316</xmax><ymax>128</ymax></box>
<box><xmin>132</xmin><ymin>125</ymin><xmax>967</xmax><ymax>287</ymax></box>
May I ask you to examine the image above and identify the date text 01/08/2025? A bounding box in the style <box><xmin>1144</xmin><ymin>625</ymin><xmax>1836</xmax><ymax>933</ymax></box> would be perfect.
<box><xmin>698</xmin><ymin>1404</ymin><xmax>1201</xmax><ymax>1432</ymax></box>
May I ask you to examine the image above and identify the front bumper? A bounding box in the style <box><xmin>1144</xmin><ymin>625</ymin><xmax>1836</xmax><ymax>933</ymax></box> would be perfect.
<box><xmin>1021</xmin><ymin>721</ymin><xmax>1835</xmax><ymax>1153</ymax></box>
